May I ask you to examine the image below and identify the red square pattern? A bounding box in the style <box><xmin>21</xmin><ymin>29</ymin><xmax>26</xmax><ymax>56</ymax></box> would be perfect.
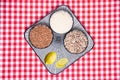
<box><xmin>0</xmin><ymin>0</ymin><xmax>120</xmax><ymax>80</ymax></box>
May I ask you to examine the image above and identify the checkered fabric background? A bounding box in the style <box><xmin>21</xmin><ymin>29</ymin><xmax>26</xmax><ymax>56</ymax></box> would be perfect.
<box><xmin>0</xmin><ymin>0</ymin><xmax>120</xmax><ymax>80</ymax></box>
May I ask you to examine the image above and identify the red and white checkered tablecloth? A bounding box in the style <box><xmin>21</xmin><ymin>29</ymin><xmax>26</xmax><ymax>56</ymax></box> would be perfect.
<box><xmin>0</xmin><ymin>0</ymin><xmax>120</xmax><ymax>80</ymax></box>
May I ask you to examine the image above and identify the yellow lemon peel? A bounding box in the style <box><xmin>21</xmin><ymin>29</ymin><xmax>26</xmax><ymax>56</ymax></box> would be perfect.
<box><xmin>56</xmin><ymin>58</ymin><xmax>68</xmax><ymax>68</ymax></box>
<box><xmin>44</xmin><ymin>52</ymin><xmax>56</xmax><ymax>65</ymax></box>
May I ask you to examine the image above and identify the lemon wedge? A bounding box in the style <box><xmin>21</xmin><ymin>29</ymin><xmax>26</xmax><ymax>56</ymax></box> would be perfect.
<box><xmin>56</xmin><ymin>58</ymin><xmax>68</xmax><ymax>68</ymax></box>
<box><xmin>44</xmin><ymin>52</ymin><xmax>56</xmax><ymax>65</ymax></box>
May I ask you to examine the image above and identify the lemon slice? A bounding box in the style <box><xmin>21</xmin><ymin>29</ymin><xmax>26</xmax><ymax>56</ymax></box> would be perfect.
<box><xmin>44</xmin><ymin>52</ymin><xmax>57</xmax><ymax>65</ymax></box>
<box><xmin>56</xmin><ymin>58</ymin><xmax>68</xmax><ymax>68</ymax></box>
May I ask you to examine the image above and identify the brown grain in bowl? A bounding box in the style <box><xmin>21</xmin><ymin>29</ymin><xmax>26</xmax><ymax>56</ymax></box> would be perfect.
<box><xmin>29</xmin><ymin>24</ymin><xmax>53</xmax><ymax>49</ymax></box>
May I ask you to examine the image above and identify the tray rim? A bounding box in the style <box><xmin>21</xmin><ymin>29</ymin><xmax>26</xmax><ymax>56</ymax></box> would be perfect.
<box><xmin>24</xmin><ymin>5</ymin><xmax>95</xmax><ymax>74</ymax></box>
